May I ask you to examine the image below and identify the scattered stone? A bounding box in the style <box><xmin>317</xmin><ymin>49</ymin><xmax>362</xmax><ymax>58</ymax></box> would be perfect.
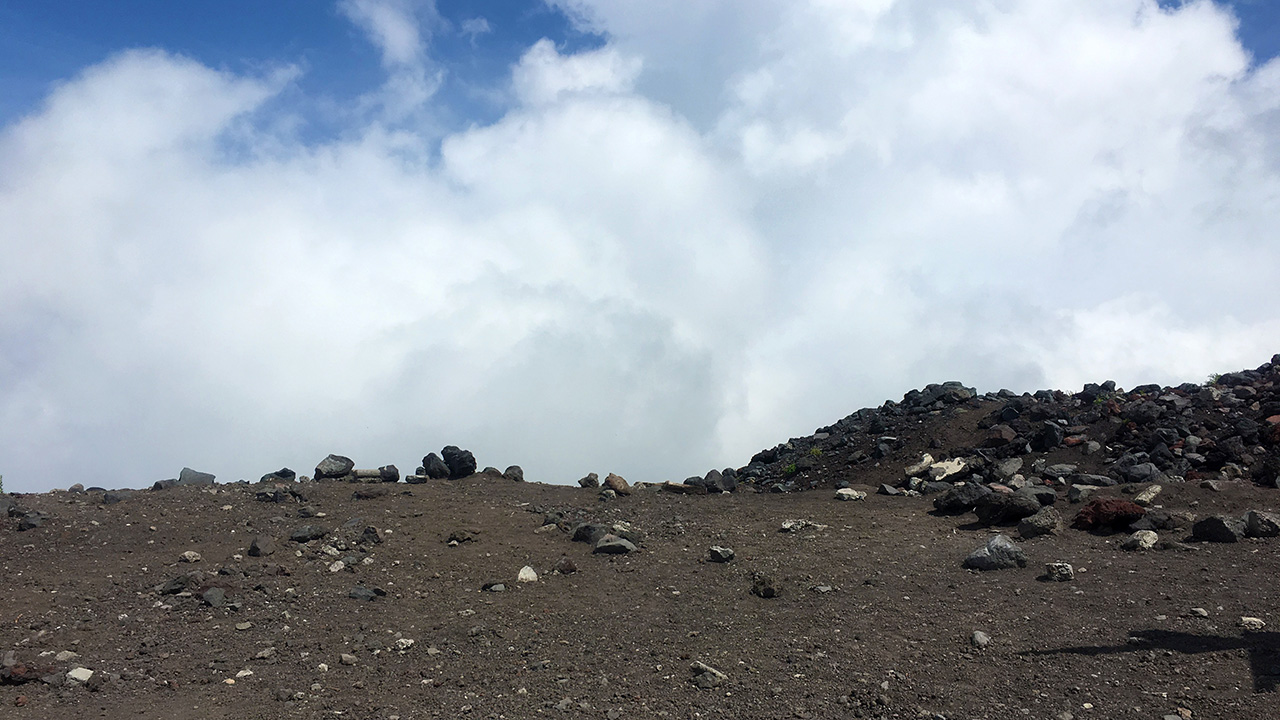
<box><xmin>1043</xmin><ymin>562</ymin><xmax>1075</xmax><ymax>582</ymax></box>
<box><xmin>441</xmin><ymin>446</ymin><xmax>477</xmax><ymax>479</ymax></box>
<box><xmin>578</xmin><ymin>473</ymin><xmax>600</xmax><ymax>488</ymax></box>
<box><xmin>348</xmin><ymin>586</ymin><xmax>385</xmax><ymax>601</ymax></box>
<box><xmin>750</xmin><ymin>572</ymin><xmax>779</xmax><ymax>598</ymax></box>
<box><xmin>1132</xmin><ymin>485</ymin><xmax>1163</xmax><ymax>507</ymax></box>
<box><xmin>1018</xmin><ymin>507</ymin><xmax>1063</xmax><ymax>539</ymax></box>
<box><xmin>970</xmin><ymin>631</ymin><xmax>991</xmax><ymax>648</ymax></box>
<box><xmin>517</xmin><ymin>566</ymin><xmax>538</xmax><ymax>583</ymax></box>
<box><xmin>1240</xmin><ymin>617</ymin><xmax>1267</xmax><ymax>631</ymax></box>
<box><xmin>835</xmin><ymin>488</ymin><xmax>866</xmax><ymax>501</ymax></box>
<box><xmin>552</xmin><ymin>557</ymin><xmax>577</xmax><ymax>574</ymax></box>
<box><xmin>1244</xmin><ymin>510</ymin><xmax>1280</xmax><ymax>538</ymax></box>
<box><xmin>593</xmin><ymin>534</ymin><xmax>637</xmax><ymax>555</ymax></box>
<box><xmin>877</xmin><ymin>483</ymin><xmax>902</xmax><ymax>496</ymax></box>
<box><xmin>1192</xmin><ymin>515</ymin><xmax>1246</xmax><ymax>543</ymax></box>
<box><xmin>690</xmin><ymin>661</ymin><xmax>727</xmax><ymax>689</ymax></box>
<box><xmin>66</xmin><ymin>667</ymin><xmax>94</xmax><ymax>684</ymax></box>
<box><xmin>202</xmin><ymin>587</ymin><xmax>227</xmax><ymax>608</ymax></box>
<box><xmin>1189</xmin><ymin>607</ymin><xmax>1209</xmax><ymax>618</ymax></box>
<box><xmin>962</xmin><ymin>535</ymin><xmax>1027</xmax><ymax>571</ymax></box>
<box><xmin>290</xmin><ymin>525</ymin><xmax>327</xmax><ymax>543</ymax></box>
<box><xmin>339</xmin><ymin>653</ymin><xmax>357</xmax><ymax>666</ymax></box>
<box><xmin>179</xmin><ymin>551</ymin><xmax>202</xmax><ymax>563</ymax></box>
<box><xmin>481</xmin><ymin>581</ymin><xmax>506</xmax><ymax>593</ymax></box>
<box><xmin>708</xmin><ymin>546</ymin><xmax>735</xmax><ymax>563</ymax></box>
<box><xmin>248</xmin><ymin>536</ymin><xmax>276</xmax><ymax>557</ymax></box>
<box><xmin>1121</xmin><ymin>530</ymin><xmax>1159</xmax><ymax>551</ymax></box>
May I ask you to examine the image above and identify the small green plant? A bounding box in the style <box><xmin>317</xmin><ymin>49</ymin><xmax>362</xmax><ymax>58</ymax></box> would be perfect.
<box><xmin>808</xmin><ymin>447</ymin><xmax>823</xmax><ymax>458</ymax></box>
<box><xmin>1206</xmin><ymin>373</ymin><xmax>1221</xmax><ymax>386</ymax></box>
<box><xmin>783</xmin><ymin>462</ymin><xmax>798</xmax><ymax>476</ymax></box>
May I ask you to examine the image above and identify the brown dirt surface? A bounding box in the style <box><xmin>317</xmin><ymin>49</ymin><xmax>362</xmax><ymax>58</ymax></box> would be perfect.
<box><xmin>3</xmin><ymin>472</ymin><xmax>1280</xmax><ymax>720</ymax></box>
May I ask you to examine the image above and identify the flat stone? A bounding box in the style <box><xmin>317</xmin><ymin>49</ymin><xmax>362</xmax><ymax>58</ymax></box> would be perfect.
<box><xmin>708</xmin><ymin>546</ymin><xmax>735</xmax><ymax>563</ymax></box>
<box><xmin>1132</xmin><ymin>485</ymin><xmax>1163</xmax><ymax>507</ymax></box>
<box><xmin>962</xmin><ymin>535</ymin><xmax>1027</xmax><ymax>571</ymax></box>
<box><xmin>1043</xmin><ymin>562</ymin><xmax>1074</xmax><ymax>582</ymax></box>
<box><xmin>593</xmin><ymin>534</ymin><xmax>637</xmax><ymax>554</ymax></box>
<box><xmin>1121</xmin><ymin>530</ymin><xmax>1159</xmax><ymax>551</ymax></box>
<box><xmin>834</xmin><ymin>488</ymin><xmax>866</xmax><ymax>501</ymax></box>
<box><xmin>66</xmin><ymin>667</ymin><xmax>94</xmax><ymax>684</ymax></box>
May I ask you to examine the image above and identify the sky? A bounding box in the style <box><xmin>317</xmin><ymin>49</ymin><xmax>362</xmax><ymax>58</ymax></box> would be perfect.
<box><xmin>1</xmin><ymin>1</ymin><xmax>1279</xmax><ymax>493</ymax></box>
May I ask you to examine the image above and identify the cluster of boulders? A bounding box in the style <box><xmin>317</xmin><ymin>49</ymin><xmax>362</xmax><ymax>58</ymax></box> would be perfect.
<box><xmin>735</xmin><ymin>355</ymin><xmax>1279</xmax><ymax>494</ymax></box>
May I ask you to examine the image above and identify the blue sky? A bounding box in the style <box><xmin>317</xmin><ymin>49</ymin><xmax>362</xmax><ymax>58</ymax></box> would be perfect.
<box><xmin>2</xmin><ymin>1</ymin><xmax>1279</xmax><ymax>493</ymax></box>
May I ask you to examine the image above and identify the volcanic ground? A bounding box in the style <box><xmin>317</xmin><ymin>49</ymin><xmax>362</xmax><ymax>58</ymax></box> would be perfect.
<box><xmin>3</xmin><ymin>355</ymin><xmax>1280</xmax><ymax>720</ymax></box>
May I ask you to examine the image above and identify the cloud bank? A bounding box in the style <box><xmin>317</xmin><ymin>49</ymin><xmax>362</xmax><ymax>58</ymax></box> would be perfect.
<box><xmin>2</xmin><ymin>0</ymin><xmax>1278</xmax><ymax>492</ymax></box>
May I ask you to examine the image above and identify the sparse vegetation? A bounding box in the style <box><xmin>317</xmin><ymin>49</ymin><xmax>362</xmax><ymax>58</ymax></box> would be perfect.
<box><xmin>783</xmin><ymin>462</ymin><xmax>798</xmax><ymax>475</ymax></box>
<box><xmin>808</xmin><ymin>447</ymin><xmax>823</xmax><ymax>458</ymax></box>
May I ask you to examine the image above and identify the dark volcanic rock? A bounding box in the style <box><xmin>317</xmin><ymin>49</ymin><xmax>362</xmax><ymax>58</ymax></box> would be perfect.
<box><xmin>933</xmin><ymin>483</ymin><xmax>993</xmax><ymax>515</ymax></box>
<box><xmin>1192</xmin><ymin>515</ymin><xmax>1246</xmax><ymax>543</ymax></box>
<box><xmin>178</xmin><ymin>467</ymin><xmax>216</xmax><ymax>486</ymax></box>
<box><xmin>422</xmin><ymin>453</ymin><xmax>449</xmax><ymax>479</ymax></box>
<box><xmin>315</xmin><ymin>454</ymin><xmax>355</xmax><ymax>480</ymax></box>
<box><xmin>260</xmin><ymin>468</ymin><xmax>296</xmax><ymax>483</ymax></box>
<box><xmin>974</xmin><ymin>492</ymin><xmax>1042</xmax><ymax>526</ymax></box>
<box><xmin>441</xmin><ymin>446</ymin><xmax>477</xmax><ymax>479</ymax></box>
<box><xmin>290</xmin><ymin>525</ymin><xmax>328</xmax><ymax>543</ymax></box>
<box><xmin>378</xmin><ymin>465</ymin><xmax>400</xmax><ymax>483</ymax></box>
<box><xmin>503</xmin><ymin>465</ymin><xmax>524</xmax><ymax>482</ymax></box>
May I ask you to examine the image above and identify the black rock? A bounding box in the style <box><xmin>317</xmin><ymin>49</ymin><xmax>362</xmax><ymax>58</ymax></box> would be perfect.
<box><xmin>201</xmin><ymin>587</ymin><xmax>226</xmax><ymax>608</ymax></box>
<box><xmin>933</xmin><ymin>483</ymin><xmax>993</xmax><ymax>515</ymax></box>
<box><xmin>503</xmin><ymin>465</ymin><xmax>524</xmax><ymax>482</ymax></box>
<box><xmin>248</xmin><ymin>536</ymin><xmax>276</xmax><ymax>557</ymax></box>
<box><xmin>578</xmin><ymin>473</ymin><xmax>599</xmax><ymax>488</ymax></box>
<box><xmin>102</xmin><ymin>490</ymin><xmax>134</xmax><ymax>505</ymax></box>
<box><xmin>974</xmin><ymin>492</ymin><xmax>1042</xmax><ymax>526</ymax></box>
<box><xmin>260</xmin><ymin>468</ymin><xmax>296</xmax><ymax>483</ymax></box>
<box><xmin>1030</xmin><ymin>422</ymin><xmax>1065</xmax><ymax>452</ymax></box>
<box><xmin>571</xmin><ymin>523</ymin><xmax>609</xmax><ymax>545</ymax></box>
<box><xmin>348</xmin><ymin>586</ymin><xmax>385</xmax><ymax>601</ymax></box>
<box><xmin>1192</xmin><ymin>515</ymin><xmax>1246</xmax><ymax>543</ymax></box>
<box><xmin>441</xmin><ymin>446</ymin><xmax>477</xmax><ymax>479</ymax></box>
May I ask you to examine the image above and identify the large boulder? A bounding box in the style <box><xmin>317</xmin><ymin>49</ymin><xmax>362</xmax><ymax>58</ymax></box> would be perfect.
<box><xmin>603</xmin><ymin>473</ymin><xmax>631</xmax><ymax>496</ymax></box>
<box><xmin>974</xmin><ymin>492</ymin><xmax>1042</xmax><ymax>526</ymax></box>
<box><xmin>315</xmin><ymin>454</ymin><xmax>355</xmax><ymax>480</ymax></box>
<box><xmin>178</xmin><ymin>467</ymin><xmax>216</xmax><ymax>486</ymax></box>
<box><xmin>422</xmin><ymin>453</ymin><xmax>449</xmax><ymax>479</ymax></box>
<box><xmin>441</xmin><ymin>446</ymin><xmax>477</xmax><ymax>479</ymax></box>
<box><xmin>1192</xmin><ymin>515</ymin><xmax>1246</xmax><ymax>543</ymax></box>
<box><xmin>260</xmin><ymin>468</ymin><xmax>296</xmax><ymax>483</ymax></box>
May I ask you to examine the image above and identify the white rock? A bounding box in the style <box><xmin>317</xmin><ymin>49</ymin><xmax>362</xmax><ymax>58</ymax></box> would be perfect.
<box><xmin>179</xmin><ymin>551</ymin><xmax>202</xmax><ymax>563</ymax></box>
<box><xmin>54</xmin><ymin>650</ymin><xmax>79</xmax><ymax>662</ymax></box>
<box><xmin>67</xmin><ymin>667</ymin><xmax>94</xmax><ymax>683</ymax></box>
<box><xmin>1132</xmin><ymin>485</ymin><xmax>1163</xmax><ymax>507</ymax></box>
<box><xmin>395</xmin><ymin>638</ymin><xmax>415</xmax><ymax>651</ymax></box>
<box><xmin>904</xmin><ymin>454</ymin><xmax>935</xmax><ymax>478</ymax></box>
<box><xmin>834</xmin><ymin>488</ymin><xmax>866</xmax><ymax>502</ymax></box>
<box><xmin>1121</xmin><ymin>530</ymin><xmax>1159</xmax><ymax>551</ymax></box>
<box><xmin>236</xmin><ymin>669</ymin><xmax>253</xmax><ymax>678</ymax></box>
<box><xmin>517</xmin><ymin>566</ymin><xmax>539</xmax><ymax>583</ymax></box>
<box><xmin>1240</xmin><ymin>616</ymin><xmax>1267</xmax><ymax>631</ymax></box>
<box><xmin>328</xmin><ymin>560</ymin><xmax>346</xmax><ymax>573</ymax></box>
<box><xmin>928</xmin><ymin>458</ymin><xmax>967</xmax><ymax>481</ymax></box>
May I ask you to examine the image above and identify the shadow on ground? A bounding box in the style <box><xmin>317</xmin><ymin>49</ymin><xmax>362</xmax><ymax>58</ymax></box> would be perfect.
<box><xmin>1023</xmin><ymin>629</ymin><xmax>1280</xmax><ymax>692</ymax></box>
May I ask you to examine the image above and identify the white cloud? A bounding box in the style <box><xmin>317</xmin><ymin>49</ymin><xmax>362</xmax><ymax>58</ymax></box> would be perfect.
<box><xmin>1</xmin><ymin>0</ymin><xmax>1278</xmax><ymax>492</ymax></box>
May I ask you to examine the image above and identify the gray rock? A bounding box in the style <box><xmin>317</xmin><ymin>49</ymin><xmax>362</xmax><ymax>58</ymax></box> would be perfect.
<box><xmin>1244</xmin><ymin>510</ymin><xmax>1280</xmax><ymax>538</ymax></box>
<box><xmin>1120</xmin><ymin>462</ymin><xmax>1165</xmax><ymax>484</ymax></box>
<box><xmin>1067</xmin><ymin>485</ymin><xmax>1102</xmax><ymax>503</ymax></box>
<box><xmin>690</xmin><ymin>661</ymin><xmax>727</xmax><ymax>689</ymax></box>
<box><xmin>1121</xmin><ymin>530</ymin><xmax>1159</xmax><ymax>551</ymax></box>
<box><xmin>503</xmin><ymin>465</ymin><xmax>524</xmax><ymax>482</ymax></box>
<box><xmin>708</xmin><ymin>546</ymin><xmax>735</xmax><ymax>563</ymax></box>
<box><xmin>933</xmin><ymin>483</ymin><xmax>993</xmax><ymax>515</ymax></box>
<box><xmin>993</xmin><ymin>458</ymin><xmax>1024</xmax><ymax>481</ymax></box>
<box><xmin>1192</xmin><ymin>515</ymin><xmax>1246</xmax><ymax>543</ymax></box>
<box><xmin>571</xmin><ymin>523</ymin><xmax>609</xmax><ymax>545</ymax></box>
<box><xmin>481</xmin><ymin>581</ymin><xmax>506</xmax><ymax>592</ymax></box>
<box><xmin>290</xmin><ymin>525</ymin><xmax>328</xmax><ymax>543</ymax></box>
<box><xmin>348</xmin><ymin>586</ymin><xmax>384</xmax><ymax>601</ymax></box>
<box><xmin>1018</xmin><ymin>507</ymin><xmax>1063</xmax><ymax>539</ymax></box>
<box><xmin>1043</xmin><ymin>562</ymin><xmax>1074</xmax><ymax>582</ymax></box>
<box><xmin>578</xmin><ymin>473</ymin><xmax>599</xmax><ymax>488</ymax></box>
<box><xmin>441</xmin><ymin>446</ymin><xmax>477</xmax><ymax>479</ymax></box>
<box><xmin>202</xmin><ymin>587</ymin><xmax>226</xmax><ymax>608</ymax></box>
<box><xmin>422</xmin><ymin>453</ymin><xmax>449</xmax><ymax>479</ymax></box>
<box><xmin>178</xmin><ymin>467</ymin><xmax>216</xmax><ymax>486</ymax></box>
<box><xmin>378</xmin><ymin>465</ymin><xmax>400</xmax><ymax>483</ymax></box>
<box><xmin>1043</xmin><ymin>464</ymin><xmax>1078</xmax><ymax>479</ymax></box>
<box><xmin>962</xmin><ymin>535</ymin><xmax>1027</xmax><ymax>571</ymax></box>
<box><xmin>315</xmin><ymin>454</ymin><xmax>355</xmax><ymax>480</ymax></box>
<box><xmin>593</xmin><ymin>534</ymin><xmax>637</xmax><ymax>554</ymax></box>
<box><xmin>1017</xmin><ymin>485</ymin><xmax>1058</xmax><ymax>506</ymax></box>
<box><xmin>248</xmin><ymin>536</ymin><xmax>276</xmax><ymax>557</ymax></box>
<box><xmin>974</xmin><ymin>492</ymin><xmax>1041</xmax><ymax>526</ymax></box>
<box><xmin>102</xmin><ymin>490</ymin><xmax>134</xmax><ymax>505</ymax></box>
<box><xmin>971</xmin><ymin>631</ymin><xmax>991</xmax><ymax>648</ymax></box>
